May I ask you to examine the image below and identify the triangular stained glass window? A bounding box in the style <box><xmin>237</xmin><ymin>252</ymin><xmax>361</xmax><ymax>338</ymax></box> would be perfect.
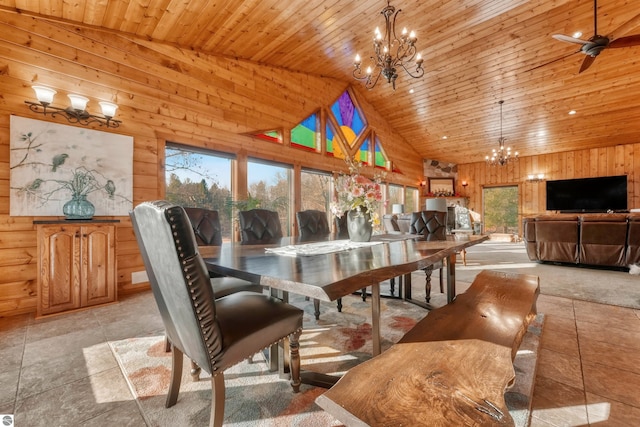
<box><xmin>252</xmin><ymin>130</ymin><xmax>282</xmax><ymax>144</ymax></box>
<box><xmin>357</xmin><ymin>136</ymin><xmax>371</xmax><ymax>165</ymax></box>
<box><xmin>330</xmin><ymin>91</ymin><xmax>366</xmax><ymax>148</ymax></box>
<box><xmin>374</xmin><ymin>135</ymin><xmax>390</xmax><ymax>170</ymax></box>
<box><xmin>326</xmin><ymin>121</ymin><xmax>345</xmax><ymax>159</ymax></box>
<box><xmin>291</xmin><ymin>112</ymin><xmax>319</xmax><ymax>152</ymax></box>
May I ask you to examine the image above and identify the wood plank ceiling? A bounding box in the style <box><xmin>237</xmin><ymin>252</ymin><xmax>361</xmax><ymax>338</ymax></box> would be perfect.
<box><xmin>2</xmin><ymin>0</ymin><xmax>639</xmax><ymax>165</ymax></box>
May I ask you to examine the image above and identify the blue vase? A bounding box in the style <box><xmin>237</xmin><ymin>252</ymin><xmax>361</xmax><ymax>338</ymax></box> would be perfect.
<box><xmin>346</xmin><ymin>209</ymin><xmax>373</xmax><ymax>242</ymax></box>
<box><xmin>63</xmin><ymin>195</ymin><xmax>95</xmax><ymax>220</ymax></box>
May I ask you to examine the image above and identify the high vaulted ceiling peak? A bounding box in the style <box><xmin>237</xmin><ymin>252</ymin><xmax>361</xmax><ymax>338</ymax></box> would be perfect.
<box><xmin>2</xmin><ymin>0</ymin><xmax>640</xmax><ymax>165</ymax></box>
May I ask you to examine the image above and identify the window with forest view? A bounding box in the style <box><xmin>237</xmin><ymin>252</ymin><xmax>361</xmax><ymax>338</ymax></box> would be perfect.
<box><xmin>388</xmin><ymin>184</ymin><xmax>403</xmax><ymax>213</ymax></box>
<box><xmin>247</xmin><ymin>160</ymin><xmax>292</xmax><ymax>236</ymax></box>
<box><xmin>405</xmin><ymin>187</ymin><xmax>419</xmax><ymax>213</ymax></box>
<box><xmin>165</xmin><ymin>145</ymin><xmax>234</xmax><ymax>241</ymax></box>
<box><xmin>483</xmin><ymin>186</ymin><xmax>519</xmax><ymax>235</ymax></box>
<box><xmin>301</xmin><ymin>169</ymin><xmax>333</xmax><ymax>228</ymax></box>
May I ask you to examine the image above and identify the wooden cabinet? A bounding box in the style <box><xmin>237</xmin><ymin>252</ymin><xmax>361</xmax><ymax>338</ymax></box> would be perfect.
<box><xmin>35</xmin><ymin>221</ymin><xmax>117</xmax><ymax>317</ymax></box>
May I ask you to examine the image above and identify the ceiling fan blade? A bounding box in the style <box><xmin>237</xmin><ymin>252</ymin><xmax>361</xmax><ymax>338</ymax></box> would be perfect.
<box><xmin>609</xmin><ymin>12</ymin><xmax>640</xmax><ymax>40</ymax></box>
<box><xmin>526</xmin><ymin>51</ymin><xmax>579</xmax><ymax>72</ymax></box>
<box><xmin>552</xmin><ymin>34</ymin><xmax>589</xmax><ymax>45</ymax></box>
<box><xmin>609</xmin><ymin>34</ymin><xmax>640</xmax><ymax>48</ymax></box>
<box><xmin>579</xmin><ymin>55</ymin><xmax>597</xmax><ymax>73</ymax></box>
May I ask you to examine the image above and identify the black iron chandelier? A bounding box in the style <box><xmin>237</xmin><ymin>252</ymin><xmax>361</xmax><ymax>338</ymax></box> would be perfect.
<box><xmin>486</xmin><ymin>100</ymin><xmax>518</xmax><ymax>166</ymax></box>
<box><xmin>353</xmin><ymin>1</ymin><xmax>424</xmax><ymax>90</ymax></box>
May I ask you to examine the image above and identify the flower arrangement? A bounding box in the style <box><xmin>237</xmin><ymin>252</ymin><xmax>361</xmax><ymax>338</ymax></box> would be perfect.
<box><xmin>331</xmin><ymin>158</ymin><xmax>385</xmax><ymax>226</ymax></box>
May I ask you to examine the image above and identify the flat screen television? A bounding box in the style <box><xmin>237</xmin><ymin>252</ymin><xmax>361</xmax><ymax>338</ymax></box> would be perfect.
<box><xmin>546</xmin><ymin>175</ymin><xmax>628</xmax><ymax>213</ymax></box>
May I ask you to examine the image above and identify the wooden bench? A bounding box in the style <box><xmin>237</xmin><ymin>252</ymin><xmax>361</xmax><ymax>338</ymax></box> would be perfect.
<box><xmin>316</xmin><ymin>270</ymin><xmax>540</xmax><ymax>427</ymax></box>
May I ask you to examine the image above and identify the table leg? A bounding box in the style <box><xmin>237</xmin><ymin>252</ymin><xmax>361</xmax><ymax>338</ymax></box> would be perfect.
<box><xmin>446</xmin><ymin>253</ymin><xmax>456</xmax><ymax>303</ymax></box>
<box><xmin>372</xmin><ymin>282</ymin><xmax>381</xmax><ymax>356</ymax></box>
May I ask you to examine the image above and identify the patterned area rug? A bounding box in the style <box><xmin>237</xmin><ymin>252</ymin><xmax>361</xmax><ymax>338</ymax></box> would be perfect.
<box><xmin>110</xmin><ymin>293</ymin><xmax>541</xmax><ymax>426</ymax></box>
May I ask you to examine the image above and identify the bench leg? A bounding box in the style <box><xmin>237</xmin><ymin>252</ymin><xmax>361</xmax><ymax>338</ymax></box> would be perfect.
<box><xmin>313</xmin><ymin>298</ymin><xmax>320</xmax><ymax>320</ymax></box>
<box><xmin>390</xmin><ymin>277</ymin><xmax>395</xmax><ymax>295</ymax></box>
<box><xmin>337</xmin><ymin>297</ymin><xmax>343</xmax><ymax>312</ymax></box>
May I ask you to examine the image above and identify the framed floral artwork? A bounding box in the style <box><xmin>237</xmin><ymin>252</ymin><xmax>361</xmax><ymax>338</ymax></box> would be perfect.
<box><xmin>9</xmin><ymin>115</ymin><xmax>133</xmax><ymax>216</ymax></box>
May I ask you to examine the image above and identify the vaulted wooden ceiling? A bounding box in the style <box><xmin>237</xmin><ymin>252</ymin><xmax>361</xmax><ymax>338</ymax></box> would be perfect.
<box><xmin>3</xmin><ymin>0</ymin><xmax>639</xmax><ymax>165</ymax></box>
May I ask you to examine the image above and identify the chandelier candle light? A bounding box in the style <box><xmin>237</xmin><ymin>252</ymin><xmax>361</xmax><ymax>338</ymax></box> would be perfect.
<box><xmin>353</xmin><ymin>1</ymin><xmax>424</xmax><ymax>90</ymax></box>
<box><xmin>486</xmin><ymin>100</ymin><xmax>518</xmax><ymax>166</ymax></box>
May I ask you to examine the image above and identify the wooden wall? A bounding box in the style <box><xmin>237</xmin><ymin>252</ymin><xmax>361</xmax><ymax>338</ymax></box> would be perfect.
<box><xmin>456</xmin><ymin>144</ymin><xmax>640</xmax><ymax>232</ymax></box>
<box><xmin>0</xmin><ymin>13</ymin><xmax>423</xmax><ymax>317</ymax></box>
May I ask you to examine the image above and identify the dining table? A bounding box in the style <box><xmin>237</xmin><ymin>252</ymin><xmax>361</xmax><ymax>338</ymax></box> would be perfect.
<box><xmin>203</xmin><ymin>233</ymin><xmax>489</xmax><ymax>386</ymax></box>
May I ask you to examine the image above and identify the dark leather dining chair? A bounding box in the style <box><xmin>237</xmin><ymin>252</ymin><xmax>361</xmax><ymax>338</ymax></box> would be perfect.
<box><xmin>334</xmin><ymin>212</ymin><xmax>350</xmax><ymax>239</ymax></box>
<box><xmin>295</xmin><ymin>210</ymin><xmax>344</xmax><ymax>319</ymax></box>
<box><xmin>296</xmin><ymin>209</ymin><xmax>331</xmax><ymax>239</ymax></box>
<box><xmin>130</xmin><ymin>201</ymin><xmax>303</xmax><ymax>427</ymax></box>
<box><xmin>185</xmin><ymin>207</ymin><xmax>264</xmax><ymax>289</ymax></box>
<box><xmin>238</xmin><ymin>208</ymin><xmax>283</xmax><ymax>244</ymax></box>
<box><xmin>409</xmin><ymin>210</ymin><xmax>446</xmax><ymax>304</ymax></box>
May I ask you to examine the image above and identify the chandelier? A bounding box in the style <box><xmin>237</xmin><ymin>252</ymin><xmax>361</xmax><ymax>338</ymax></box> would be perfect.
<box><xmin>486</xmin><ymin>100</ymin><xmax>518</xmax><ymax>166</ymax></box>
<box><xmin>353</xmin><ymin>1</ymin><xmax>424</xmax><ymax>90</ymax></box>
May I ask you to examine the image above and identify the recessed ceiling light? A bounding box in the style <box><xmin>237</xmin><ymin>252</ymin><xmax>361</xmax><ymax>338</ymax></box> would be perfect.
<box><xmin>409</xmin><ymin>89</ymin><xmax>414</xmax><ymax>94</ymax></box>
<box><xmin>442</xmin><ymin>136</ymin><xmax>448</xmax><ymax>140</ymax></box>
<box><xmin>572</xmin><ymin>31</ymin><xmax>583</xmax><ymax>38</ymax></box>
<box><xmin>568</xmin><ymin>110</ymin><xmax>576</xmax><ymax>115</ymax></box>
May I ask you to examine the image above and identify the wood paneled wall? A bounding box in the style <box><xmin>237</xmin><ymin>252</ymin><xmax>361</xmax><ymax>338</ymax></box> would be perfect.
<box><xmin>0</xmin><ymin>13</ymin><xmax>423</xmax><ymax>317</ymax></box>
<box><xmin>456</xmin><ymin>145</ymin><xmax>640</xmax><ymax>232</ymax></box>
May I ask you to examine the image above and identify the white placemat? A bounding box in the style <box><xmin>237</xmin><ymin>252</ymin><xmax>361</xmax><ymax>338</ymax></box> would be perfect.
<box><xmin>265</xmin><ymin>239</ymin><xmax>383</xmax><ymax>257</ymax></box>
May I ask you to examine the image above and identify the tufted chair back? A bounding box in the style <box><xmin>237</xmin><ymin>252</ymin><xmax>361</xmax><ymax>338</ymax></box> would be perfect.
<box><xmin>410</xmin><ymin>210</ymin><xmax>448</xmax><ymax>240</ymax></box>
<box><xmin>238</xmin><ymin>209</ymin><xmax>283</xmax><ymax>244</ymax></box>
<box><xmin>296</xmin><ymin>210</ymin><xmax>330</xmax><ymax>239</ymax></box>
<box><xmin>184</xmin><ymin>207</ymin><xmax>223</xmax><ymax>246</ymax></box>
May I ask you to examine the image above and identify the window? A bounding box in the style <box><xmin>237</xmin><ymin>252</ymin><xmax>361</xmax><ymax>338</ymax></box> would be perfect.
<box><xmin>247</xmin><ymin>159</ymin><xmax>293</xmax><ymax>235</ymax></box>
<box><xmin>165</xmin><ymin>144</ymin><xmax>234</xmax><ymax>241</ymax></box>
<box><xmin>301</xmin><ymin>169</ymin><xmax>333</xmax><ymax>228</ymax></box>
<box><xmin>388</xmin><ymin>184</ymin><xmax>403</xmax><ymax>213</ymax></box>
<box><xmin>405</xmin><ymin>187</ymin><xmax>419</xmax><ymax>213</ymax></box>
<box><xmin>483</xmin><ymin>186</ymin><xmax>519</xmax><ymax>235</ymax></box>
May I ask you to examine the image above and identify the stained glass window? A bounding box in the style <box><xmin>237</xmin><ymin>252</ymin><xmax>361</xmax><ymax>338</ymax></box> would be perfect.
<box><xmin>290</xmin><ymin>112</ymin><xmax>319</xmax><ymax>152</ymax></box>
<box><xmin>330</xmin><ymin>91</ymin><xmax>366</xmax><ymax>147</ymax></box>
<box><xmin>253</xmin><ymin>130</ymin><xmax>282</xmax><ymax>144</ymax></box>
<box><xmin>374</xmin><ymin>135</ymin><xmax>390</xmax><ymax>169</ymax></box>
<box><xmin>326</xmin><ymin>121</ymin><xmax>345</xmax><ymax>159</ymax></box>
<box><xmin>357</xmin><ymin>136</ymin><xmax>370</xmax><ymax>164</ymax></box>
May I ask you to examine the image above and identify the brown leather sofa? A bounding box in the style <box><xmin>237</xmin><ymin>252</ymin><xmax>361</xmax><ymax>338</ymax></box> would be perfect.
<box><xmin>523</xmin><ymin>213</ymin><xmax>640</xmax><ymax>268</ymax></box>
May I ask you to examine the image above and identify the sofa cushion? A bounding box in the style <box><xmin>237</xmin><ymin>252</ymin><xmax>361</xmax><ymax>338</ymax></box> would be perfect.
<box><xmin>534</xmin><ymin>219</ymin><xmax>579</xmax><ymax>263</ymax></box>
<box><xmin>579</xmin><ymin>215</ymin><xmax>627</xmax><ymax>267</ymax></box>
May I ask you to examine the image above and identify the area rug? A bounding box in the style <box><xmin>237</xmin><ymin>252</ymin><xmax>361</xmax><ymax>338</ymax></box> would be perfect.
<box><xmin>110</xmin><ymin>294</ymin><xmax>541</xmax><ymax>426</ymax></box>
<box><xmin>435</xmin><ymin>241</ymin><xmax>640</xmax><ymax>310</ymax></box>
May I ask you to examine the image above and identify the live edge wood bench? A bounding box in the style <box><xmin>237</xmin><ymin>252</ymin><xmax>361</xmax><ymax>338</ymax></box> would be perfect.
<box><xmin>316</xmin><ymin>270</ymin><xmax>540</xmax><ymax>427</ymax></box>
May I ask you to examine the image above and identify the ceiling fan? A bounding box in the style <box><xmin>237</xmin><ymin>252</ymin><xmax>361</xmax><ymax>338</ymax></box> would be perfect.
<box><xmin>551</xmin><ymin>0</ymin><xmax>640</xmax><ymax>73</ymax></box>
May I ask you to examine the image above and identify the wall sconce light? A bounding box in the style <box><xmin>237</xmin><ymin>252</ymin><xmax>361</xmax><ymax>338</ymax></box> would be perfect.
<box><xmin>25</xmin><ymin>86</ymin><xmax>121</xmax><ymax>128</ymax></box>
<box><xmin>527</xmin><ymin>173</ymin><xmax>545</xmax><ymax>182</ymax></box>
<box><xmin>461</xmin><ymin>180</ymin><xmax>469</xmax><ymax>188</ymax></box>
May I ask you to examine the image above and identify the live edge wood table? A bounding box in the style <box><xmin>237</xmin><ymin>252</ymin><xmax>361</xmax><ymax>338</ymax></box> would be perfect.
<box><xmin>203</xmin><ymin>234</ymin><xmax>488</xmax><ymax>387</ymax></box>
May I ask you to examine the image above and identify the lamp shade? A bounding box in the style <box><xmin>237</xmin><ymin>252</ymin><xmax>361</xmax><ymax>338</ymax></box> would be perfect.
<box><xmin>99</xmin><ymin>101</ymin><xmax>118</xmax><ymax>118</ymax></box>
<box><xmin>67</xmin><ymin>94</ymin><xmax>89</xmax><ymax>111</ymax></box>
<box><xmin>391</xmin><ymin>204</ymin><xmax>404</xmax><ymax>214</ymax></box>
<box><xmin>32</xmin><ymin>86</ymin><xmax>57</xmax><ymax>104</ymax></box>
<box><xmin>425</xmin><ymin>198</ymin><xmax>447</xmax><ymax>212</ymax></box>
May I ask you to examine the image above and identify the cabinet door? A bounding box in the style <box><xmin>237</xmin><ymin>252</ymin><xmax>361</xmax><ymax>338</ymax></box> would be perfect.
<box><xmin>80</xmin><ymin>225</ymin><xmax>117</xmax><ymax>307</ymax></box>
<box><xmin>38</xmin><ymin>226</ymin><xmax>81</xmax><ymax>315</ymax></box>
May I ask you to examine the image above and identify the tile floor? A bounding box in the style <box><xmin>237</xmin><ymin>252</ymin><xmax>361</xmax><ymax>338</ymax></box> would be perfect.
<box><xmin>1</xmin><ymin>286</ymin><xmax>640</xmax><ymax>426</ymax></box>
